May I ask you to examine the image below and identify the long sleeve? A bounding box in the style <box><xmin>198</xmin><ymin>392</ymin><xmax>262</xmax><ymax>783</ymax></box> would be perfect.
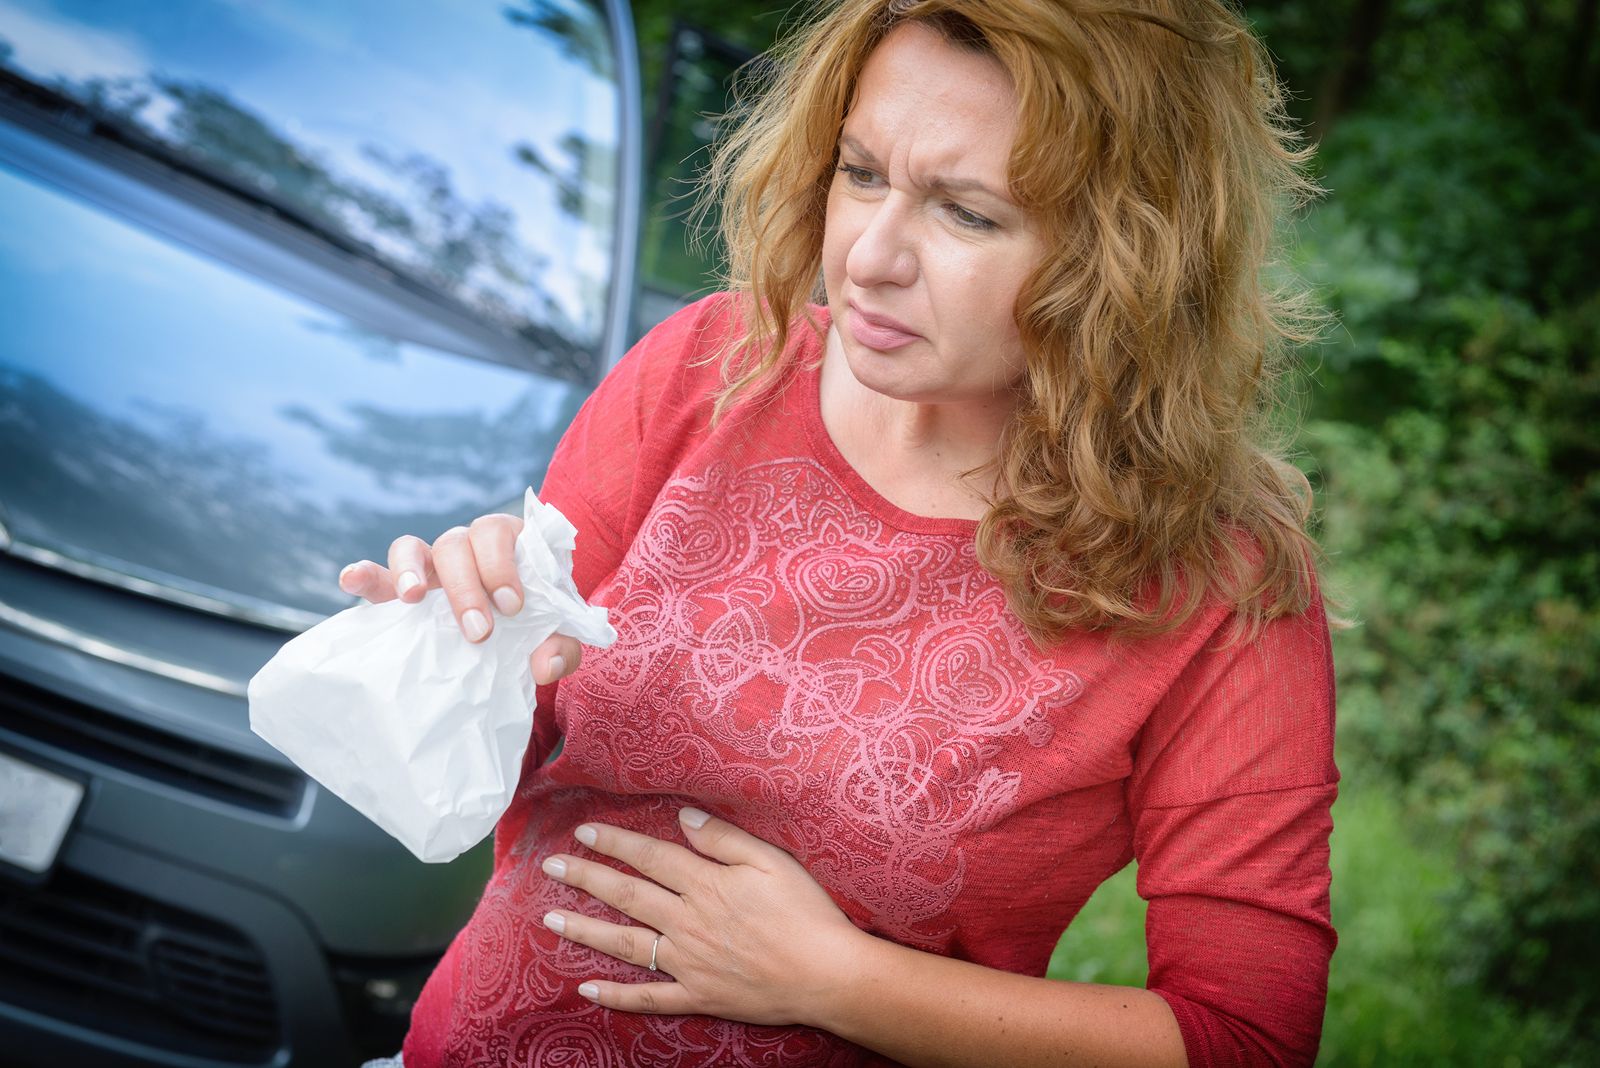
<box><xmin>1128</xmin><ymin>598</ymin><xmax>1340</xmax><ymax>1067</ymax></box>
<box><xmin>523</xmin><ymin>294</ymin><xmax>739</xmax><ymax>767</ymax></box>
<box><xmin>538</xmin><ymin>294</ymin><xmax>736</xmax><ymax>599</ymax></box>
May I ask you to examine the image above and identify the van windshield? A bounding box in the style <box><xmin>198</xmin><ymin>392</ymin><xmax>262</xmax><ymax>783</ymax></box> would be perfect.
<box><xmin>0</xmin><ymin>0</ymin><xmax>619</xmax><ymax>355</ymax></box>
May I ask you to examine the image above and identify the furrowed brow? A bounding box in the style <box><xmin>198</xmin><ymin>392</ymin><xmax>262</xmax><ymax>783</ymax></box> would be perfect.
<box><xmin>928</xmin><ymin>174</ymin><xmax>1008</xmax><ymax>200</ymax></box>
<box><xmin>838</xmin><ymin>134</ymin><xmax>1012</xmax><ymax>205</ymax></box>
<box><xmin>838</xmin><ymin>135</ymin><xmax>881</xmax><ymax>168</ymax></box>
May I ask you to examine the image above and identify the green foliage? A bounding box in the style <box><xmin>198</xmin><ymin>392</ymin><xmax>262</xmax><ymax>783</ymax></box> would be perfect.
<box><xmin>1046</xmin><ymin>865</ymin><xmax>1148</xmax><ymax>988</ymax></box>
<box><xmin>630</xmin><ymin>0</ymin><xmax>787</xmax><ymax>90</ymax></box>
<box><xmin>1049</xmin><ymin>789</ymin><xmax>1582</xmax><ymax>1065</ymax></box>
<box><xmin>1298</xmin><ymin>91</ymin><xmax>1600</xmax><ymax>1039</ymax></box>
<box><xmin>1319</xmin><ymin>788</ymin><xmax>1580</xmax><ymax>1067</ymax></box>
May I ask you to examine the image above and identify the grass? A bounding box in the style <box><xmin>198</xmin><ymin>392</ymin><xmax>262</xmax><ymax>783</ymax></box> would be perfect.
<box><xmin>1044</xmin><ymin>780</ymin><xmax>1583</xmax><ymax>1065</ymax></box>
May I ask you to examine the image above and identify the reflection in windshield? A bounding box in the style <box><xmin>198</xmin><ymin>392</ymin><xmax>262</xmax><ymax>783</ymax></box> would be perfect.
<box><xmin>0</xmin><ymin>161</ymin><xmax>585</xmax><ymax>621</ymax></box>
<box><xmin>0</xmin><ymin>365</ymin><xmax>580</xmax><ymax>619</ymax></box>
<box><xmin>504</xmin><ymin>0</ymin><xmax>614</xmax><ymax>78</ymax></box>
<box><xmin>2</xmin><ymin>366</ymin><xmax>349</xmax><ymax>609</ymax></box>
<box><xmin>0</xmin><ymin>0</ymin><xmax>618</xmax><ymax>362</ymax></box>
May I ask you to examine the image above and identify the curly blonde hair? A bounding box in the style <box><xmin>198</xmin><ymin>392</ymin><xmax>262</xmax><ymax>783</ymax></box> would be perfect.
<box><xmin>701</xmin><ymin>0</ymin><xmax>1325</xmax><ymax>641</ymax></box>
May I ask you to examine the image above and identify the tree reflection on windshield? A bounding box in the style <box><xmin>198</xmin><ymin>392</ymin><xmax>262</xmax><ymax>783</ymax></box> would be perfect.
<box><xmin>0</xmin><ymin>0</ymin><xmax>618</xmax><ymax>360</ymax></box>
<box><xmin>58</xmin><ymin>71</ymin><xmax>575</xmax><ymax>343</ymax></box>
<box><xmin>504</xmin><ymin>0</ymin><xmax>614</xmax><ymax>78</ymax></box>
<box><xmin>279</xmin><ymin>388</ymin><xmax>580</xmax><ymax>500</ymax></box>
<box><xmin>1</xmin><ymin>365</ymin><xmax>347</xmax><ymax>611</ymax></box>
<box><xmin>0</xmin><ymin>365</ymin><xmax>575</xmax><ymax>618</ymax></box>
<box><xmin>0</xmin><ymin>1</ymin><xmax>619</xmax><ymax>621</ymax></box>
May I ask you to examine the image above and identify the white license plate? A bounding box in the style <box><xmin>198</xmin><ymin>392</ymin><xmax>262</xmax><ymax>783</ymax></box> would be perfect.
<box><xmin>0</xmin><ymin>750</ymin><xmax>85</xmax><ymax>874</ymax></box>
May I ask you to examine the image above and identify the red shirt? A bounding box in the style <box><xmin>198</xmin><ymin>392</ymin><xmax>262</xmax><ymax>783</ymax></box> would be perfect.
<box><xmin>404</xmin><ymin>295</ymin><xmax>1338</xmax><ymax>1067</ymax></box>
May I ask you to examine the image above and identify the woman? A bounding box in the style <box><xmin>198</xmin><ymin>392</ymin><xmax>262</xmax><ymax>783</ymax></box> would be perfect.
<box><xmin>341</xmin><ymin>1</ymin><xmax>1337</xmax><ymax>1065</ymax></box>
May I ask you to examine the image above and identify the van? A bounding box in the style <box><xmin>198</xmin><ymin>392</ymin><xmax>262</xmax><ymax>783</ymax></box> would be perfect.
<box><xmin>0</xmin><ymin>1</ymin><xmax>742</xmax><ymax>1062</ymax></box>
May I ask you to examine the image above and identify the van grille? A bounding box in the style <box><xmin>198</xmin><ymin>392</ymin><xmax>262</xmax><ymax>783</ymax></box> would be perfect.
<box><xmin>0</xmin><ymin>868</ymin><xmax>280</xmax><ymax>1060</ymax></box>
<box><xmin>0</xmin><ymin>672</ymin><xmax>303</xmax><ymax>816</ymax></box>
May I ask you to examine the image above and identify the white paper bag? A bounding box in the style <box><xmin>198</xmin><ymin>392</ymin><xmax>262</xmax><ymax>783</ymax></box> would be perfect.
<box><xmin>248</xmin><ymin>489</ymin><xmax>616</xmax><ymax>863</ymax></box>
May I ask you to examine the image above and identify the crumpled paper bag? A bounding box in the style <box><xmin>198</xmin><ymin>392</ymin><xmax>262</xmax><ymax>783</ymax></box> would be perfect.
<box><xmin>248</xmin><ymin>488</ymin><xmax>616</xmax><ymax>863</ymax></box>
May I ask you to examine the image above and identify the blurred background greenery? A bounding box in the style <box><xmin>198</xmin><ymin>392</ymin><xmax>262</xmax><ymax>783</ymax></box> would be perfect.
<box><xmin>632</xmin><ymin>0</ymin><xmax>1600</xmax><ymax>1062</ymax></box>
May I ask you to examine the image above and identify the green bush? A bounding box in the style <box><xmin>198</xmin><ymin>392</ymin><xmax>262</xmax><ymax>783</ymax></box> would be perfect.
<box><xmin>1297</xmin><ymin>101</ymin><xmax>1600</xmax><ymax>1036</ymax></box>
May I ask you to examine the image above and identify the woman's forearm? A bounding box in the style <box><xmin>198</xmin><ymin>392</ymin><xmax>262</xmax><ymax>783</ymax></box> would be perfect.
<box><xmin>805</xmin><ymin>931</ymin><xmax>1188</xmax><ymax>1068</ymax></box>
<box><xmin>542</xmin><ymin>814</ymin><xmax>1193</xmax><ymax>1065</ymax></box>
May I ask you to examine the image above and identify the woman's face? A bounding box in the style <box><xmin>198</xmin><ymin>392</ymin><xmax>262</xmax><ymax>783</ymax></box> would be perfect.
<box><xmin>822</xmin><ymin>22</ymin><xmax>1043</xmax><ymax>410</ymax></box>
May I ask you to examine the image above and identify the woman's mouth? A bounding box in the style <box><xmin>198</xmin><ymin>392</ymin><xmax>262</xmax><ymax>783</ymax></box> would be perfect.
<box><xmin>846</xmin><ymin>305</ymin><xmax>921</xmax><ymax>351</ymax></box>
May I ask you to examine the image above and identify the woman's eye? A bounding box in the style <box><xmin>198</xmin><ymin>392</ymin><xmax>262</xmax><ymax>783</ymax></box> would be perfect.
<box><xmin>947</xmin><ymin>203</ymin><xmax>997</xmax><ymax>231</ymax></box>
<box><xmin>837</xmin><ymin>164</ymin><xmax>879</xmax><ymax>188</ymax></box>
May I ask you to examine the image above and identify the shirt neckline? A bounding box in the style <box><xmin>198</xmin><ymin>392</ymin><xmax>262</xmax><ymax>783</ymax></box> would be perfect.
<box><xmin>795</xmin><ymin>305</ymin><xmax>982</xmax><ymax>539</ymax></box>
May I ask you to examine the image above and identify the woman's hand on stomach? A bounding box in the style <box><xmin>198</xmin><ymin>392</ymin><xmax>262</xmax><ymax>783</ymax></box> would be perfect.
<box><xmin>336</xmin><ymin>513</ymin><xmax>581</xmax><ymax>685</ymax></box>
<box><xmin>540</xmin><ymin>808</ymin><xmax>867</xmax><ymax>1027</ymax></box>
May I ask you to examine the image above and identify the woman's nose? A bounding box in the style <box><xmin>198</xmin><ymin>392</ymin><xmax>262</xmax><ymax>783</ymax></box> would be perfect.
<box><xmin>845</xmin><ymin>198</ymin><xmax>918</xmax><ymax>289</ymax></box>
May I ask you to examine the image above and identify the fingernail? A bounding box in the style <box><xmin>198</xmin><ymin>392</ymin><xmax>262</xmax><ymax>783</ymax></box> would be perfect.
<box><xmin>339</xmin><ymin>564</ymin><xmax>362</xmax><ymax>591</ymax></box>
<box><xmin>461</xmin><ymin>609</ymin><xmax>489</xmax><ymax>642</ymax></box>
<box><xmin>574</xmin><ymin>824</ymin><xmax>597</xmax><ymax>847</ymax></box>
<box><xmin>493</xmin><ymin>586</ymin><xmax>521</xmax><ymax>616</ymax></box>
<box><xmin>547</xmin><ymin>654</ymin><xmax>567</xmax><ymax>682</ymax></box>
<box><xmin>578</xmin><ymin>982</ymin><xmax>600</xmax><ymax>1001</ymax></box>
<box><xmin>542</xmin><ymin>856</ymin><xmax>567</xmax><ymax>879</ymax></box>
<box><xmin>543</xmin><ymin>911</ymin><xmax>566</xmax><ymax>934</ymax></box>
<box><xmin>397</xmin><ymin>571</ymin><xmax>421</xmax><ymax>597</ymax></box>
<box><xmin>680</xmin><ymin>807</ymin><xmax>710</xmax><ymax>830</ymax></box>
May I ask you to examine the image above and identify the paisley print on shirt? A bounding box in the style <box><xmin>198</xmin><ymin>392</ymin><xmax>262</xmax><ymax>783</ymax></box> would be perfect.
<box><xmin>443</xmin><ymin>456</ymin><xmax>1085</xmax><ymax>1067</ymax></box>
<box><xmin>563</xmin><ymin>459</ymin><xmax>1080</xmax><ymax>907</ymax></box>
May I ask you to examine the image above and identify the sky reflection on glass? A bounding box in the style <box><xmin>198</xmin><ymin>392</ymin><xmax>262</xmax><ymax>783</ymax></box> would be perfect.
<box><xmin>0</xmin><ymin>161</ymin><xmax>586</xmax><ymax>621</ymax></box>
<box><xmin>0</xmin><ymin>0</ymin><xmax>618</xmax><ymax>350</ymax></box>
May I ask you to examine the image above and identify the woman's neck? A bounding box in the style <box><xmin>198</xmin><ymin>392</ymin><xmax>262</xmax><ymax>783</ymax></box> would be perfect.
<box><xmin>817</xmin><ymin>327</ymin><xmax>1013</xmax><ymax>521</ymax></box>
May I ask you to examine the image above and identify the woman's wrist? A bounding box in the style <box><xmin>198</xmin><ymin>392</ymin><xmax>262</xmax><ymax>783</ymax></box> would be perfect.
<box><xmin>795</xmin><ymin>922</ymin><xmax>886</xmax><ymax>1032</ymax></box>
